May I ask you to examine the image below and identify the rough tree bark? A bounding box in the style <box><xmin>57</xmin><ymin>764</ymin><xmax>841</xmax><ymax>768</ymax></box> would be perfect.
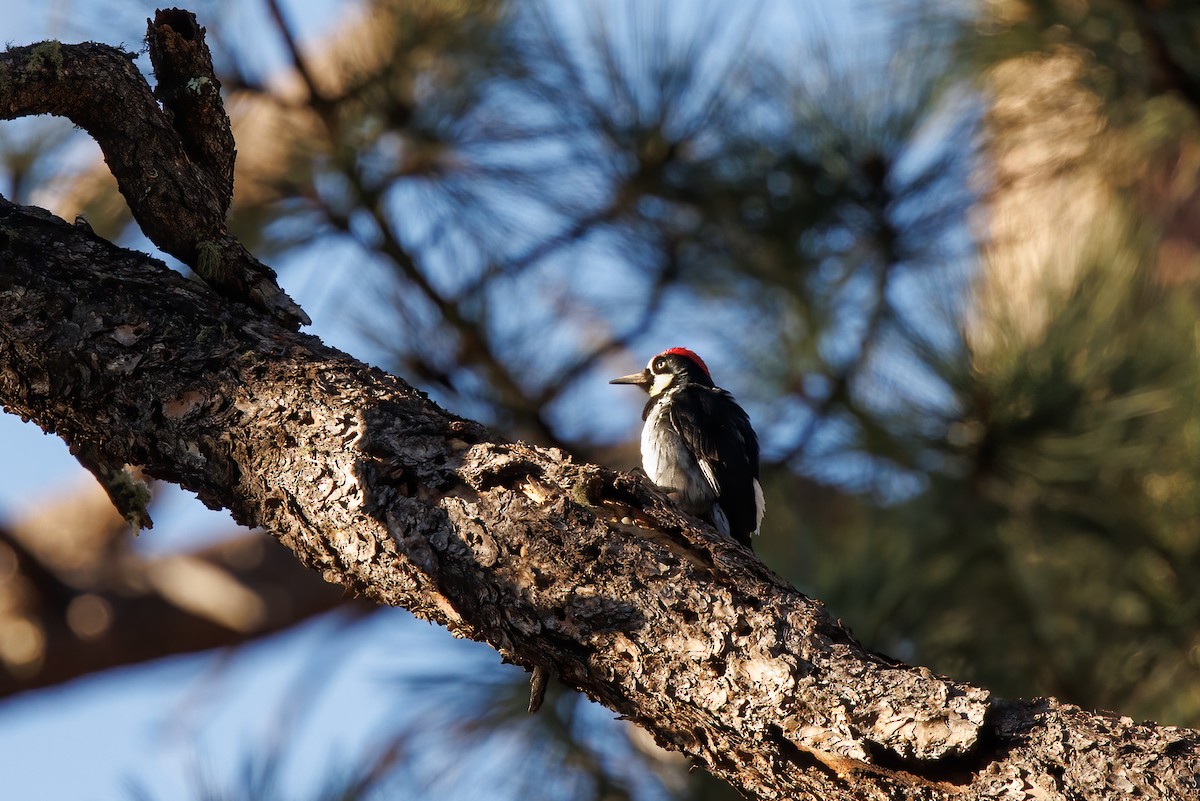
<box><xmin>1</xmin><ymin>12</ymin><xmax>1198</xmax><ymax>801</ymax></box>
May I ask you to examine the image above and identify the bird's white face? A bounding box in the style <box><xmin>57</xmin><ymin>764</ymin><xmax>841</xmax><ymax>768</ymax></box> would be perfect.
<box><xmin>610</xmin><ymin>351</ymin><xmax>706</xmax><ymax>396</ymax></box>
<box><xmin>645</xmin><ymin>355</ymin><xmax>677</xmax><ymax>397</ymax></box>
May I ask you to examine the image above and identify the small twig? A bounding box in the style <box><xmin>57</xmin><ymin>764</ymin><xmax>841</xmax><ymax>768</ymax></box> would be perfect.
<box><xmin>527</xmin><ymin>665</ymin><xmax>550</xmax><ymax>713</ymax></box>
<box><xmin>265</xmin><ymin>0</ymin><xmax>330</xmax><ymax>108</ymax></box>
<box><xmin>72</xmin><ymin>443</ymin><xmax>154</xmax><ymax>532</ymax></box>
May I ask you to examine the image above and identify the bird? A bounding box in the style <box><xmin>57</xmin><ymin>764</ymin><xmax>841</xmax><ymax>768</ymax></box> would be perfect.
<box><xmin>610</xmin><ymin>347</ymin><xmax>764</xmax><ymax>548</ymax></box>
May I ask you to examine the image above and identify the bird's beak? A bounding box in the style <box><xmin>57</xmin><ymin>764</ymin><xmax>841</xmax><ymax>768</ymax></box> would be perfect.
<box><xmin>609</xmin><ymin>369</ymin><xmax>650</xmax><ymax>389</ymax></box>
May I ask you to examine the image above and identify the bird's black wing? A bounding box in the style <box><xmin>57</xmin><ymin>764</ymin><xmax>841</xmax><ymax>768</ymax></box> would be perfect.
<box><xmin>668</xmin><ymin>385</ymin><xmax>760</xmax><ymax>547</ymax></box>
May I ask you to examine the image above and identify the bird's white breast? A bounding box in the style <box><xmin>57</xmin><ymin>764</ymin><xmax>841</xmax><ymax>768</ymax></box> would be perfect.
<box><xmin>641</xmin><ymin>398</ymin><xmax>717</xmax><ymax>515</ymax></box>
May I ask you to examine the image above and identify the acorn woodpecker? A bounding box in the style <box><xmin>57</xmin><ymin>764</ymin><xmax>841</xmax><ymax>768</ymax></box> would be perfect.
<box><xmin>610</xmin><ymin>348</ymin><xmax>764</xmax><ymax>548</ymax></box>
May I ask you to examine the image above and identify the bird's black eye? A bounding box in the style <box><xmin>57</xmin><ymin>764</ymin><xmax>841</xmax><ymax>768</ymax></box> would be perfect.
<box><xmin>652</xmin><ymin>357</ymin><xmax>667</xmax><ymax>372</ymax></box>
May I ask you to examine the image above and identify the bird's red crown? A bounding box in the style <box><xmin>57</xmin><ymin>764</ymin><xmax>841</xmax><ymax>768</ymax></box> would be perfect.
<box><xmin>662</xmin><ymin>347</ymin><xmax>711</xmax><ymax>379</ymax></box>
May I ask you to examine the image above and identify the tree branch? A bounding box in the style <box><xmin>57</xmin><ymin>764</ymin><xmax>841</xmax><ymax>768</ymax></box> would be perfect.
<box><xmin>0</xmin><ymin>196</ymin><xmax>1196</xmax><ymax>799</ymax></box>
<box><xmin>0</xmin><ymin>18</ymin><xmax>308</xmax><ymax>327</ymax></box>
